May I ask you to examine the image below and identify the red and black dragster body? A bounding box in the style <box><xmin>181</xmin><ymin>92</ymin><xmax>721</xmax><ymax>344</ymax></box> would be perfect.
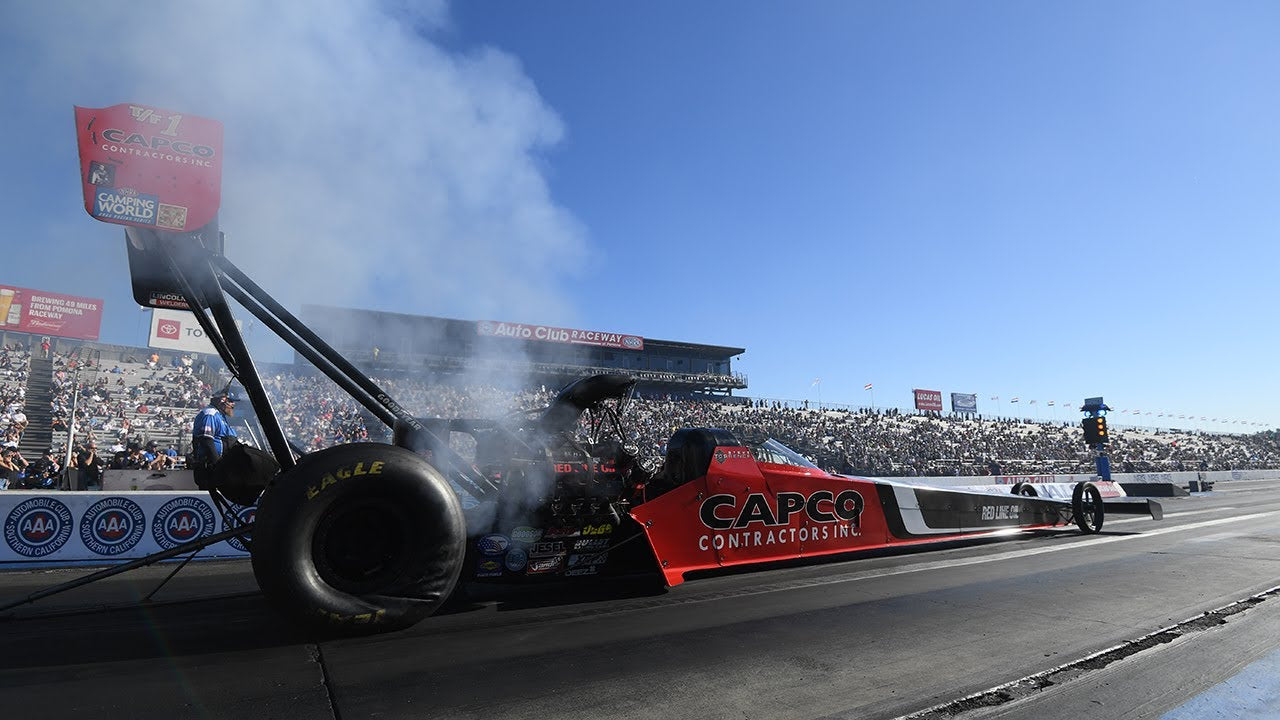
<box><xmin>60</xmin><ymin>104</ymin><xmax>1157</xmax><ymax>633</ymax></box>
<box><xmin>445</xmin><ymin>375</ymin><xmax>1163</xmax><ymax>587</ymax></box>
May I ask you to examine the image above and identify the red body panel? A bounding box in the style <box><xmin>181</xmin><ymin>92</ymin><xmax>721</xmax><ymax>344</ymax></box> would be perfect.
<box><xmin>631</xmin><ymin>447</ymin><xmax>1068</xmax><ymax>586</ymax></box>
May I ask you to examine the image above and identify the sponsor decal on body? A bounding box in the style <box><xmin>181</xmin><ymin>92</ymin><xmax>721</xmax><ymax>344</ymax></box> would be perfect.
<box><xmin>476</xmin><ymin>534</ymin><xmax>511</xmax><ymax>556</ymax></box>
<box><xmin>714</xmin><ymin>448</ymin><xmax>752</xmax><ymax>464</ymax></box>
<box><xmin>504</xmin><ymin>547</ymin><xmax>529</xmax><ymax>572</ymax></box>
<box><xmin>572</xmin><ymin>538</ymin><xmax>609</xmax><ymax>552</ymax></box>
<box><xmin>980</xmin><ymin>505</ymin><xmax>1020</xmax><ymax>521</ymax></box>
<box><xmin>5</xmin><ymin>497</ymin><xmax>74</xmax><ymax>558</ymax></box>
<box><xmin>696</xmin><ymin>490</ymin><xmax>865</xmax><ymax>552</ymax></box>
<box><xmin>475</xmin><ymin>559</ymin><xmax>503</xmax><ymax>578</ymax></box>
<box><xmin>568</xmin><ymin>552</ymin><xmax>608</xmax><ymax>568</ymax></box>
<box><xmin>529</xmin><ymin>540</ymin><xmax>567</xmax><ymax>558</ymax></box>
<box><xmin>151</xmin><ymin>496</ymin><xmax>216</xmax><ymax>550</ymax></box>
<box><xmin>510</xmin><ymin>526</ymin><xmax>543</xmax><ymax>544</ymax></box>
<box><xmin>526</xmin><ymin>555</ymin><xmax>564</xmax><ymax>575</ymax></box>
<box><xmin>79</xmin><ymin>497</ymin><xmax>146</xmax><ymax>556</ymax></box>
<box><xmin>545</xmin><ymin>523</ymin><xmax>613</xmax><ymax>539</ymax></box>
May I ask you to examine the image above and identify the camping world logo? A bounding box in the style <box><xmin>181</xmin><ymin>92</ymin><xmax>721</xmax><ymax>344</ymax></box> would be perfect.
<box><xmin>5</xmin><ymin>497</ymin><xmax>74</xmax><ymax>558</ymax></box>
<box><xmin>152</xmin><ymin>496</ymin><xmax>215</xmax><ymax>550</ymax></box>
<box><xmin>79</xmin><ymin>497</ymin><xmax>146</xmax><ymax>556</ymax></box>
<box><xmin>222</xmin><ymin>505</ymin><xmax>256</xmax><ymax>553</ymax></box>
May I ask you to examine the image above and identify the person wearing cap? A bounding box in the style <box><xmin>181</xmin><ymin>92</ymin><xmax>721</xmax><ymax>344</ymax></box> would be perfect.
<box><xmin>77</xmin><ymin>440</ymin><xmax>104</xmax><ymax>489</ymax></box>
<box><xmin>191</xmin><ymin>392</ymin><xmax>239</xmax><ymax>468</ymax></box>
<box><xmin>25</xmin><ymin>448</ymin><xmax>61</xmax><ymax>489</ymax></box>
<box><xmin>124</xmin><ymin>442</ymin><xmax>148</xmax><ymax>470</ymax></box>
<box><xmin>143</xmin><ymin>440</ymin><xmax>174</xmax><ymax>470</ymax></box>
<box><xmin>0</xmin><ymin>447</ymin><xmax>25</xmax><ymax>489</ymax></box>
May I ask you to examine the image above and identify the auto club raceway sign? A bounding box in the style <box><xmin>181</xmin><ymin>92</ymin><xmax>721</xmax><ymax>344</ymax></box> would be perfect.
<box><xmin>0</xmin><ymin>492</ymin><xmax>253</xmax><ymax>564</ymax></box>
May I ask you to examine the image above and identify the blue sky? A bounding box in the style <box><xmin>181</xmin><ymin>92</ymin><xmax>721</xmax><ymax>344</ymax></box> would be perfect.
<box><xmin>2</xmin><ymin>1</ymin><xmax>1277</xmax><ymax>430</ymax></box>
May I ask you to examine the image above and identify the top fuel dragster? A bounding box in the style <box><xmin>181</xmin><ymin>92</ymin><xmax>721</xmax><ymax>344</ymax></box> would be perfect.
<box><xmin>409</xmin><ymin>374</ymin><xmax>1162</xmax><ymax>592</ymax></box>
<box><xmin>25</xmin><ymin>101</ymin><xmax>1160</xmax><ymax>635</ymax></box>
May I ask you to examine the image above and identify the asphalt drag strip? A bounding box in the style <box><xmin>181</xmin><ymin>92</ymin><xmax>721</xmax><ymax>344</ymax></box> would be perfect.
<box><xmin>891</xmin><ymin>584</ymin><xmax>1280</xmax><ymax>720</ymax></box>
<box><xmin>4</xmin><ymin>489</ymin><xmax>1279</xmax><ymax>719</ymax></box>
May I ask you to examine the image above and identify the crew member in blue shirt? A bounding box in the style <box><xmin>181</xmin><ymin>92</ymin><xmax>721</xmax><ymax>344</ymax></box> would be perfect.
<box><xmin>192</xmin><ymin>391</ymin><xmax>239</xmax><ymax>467</ymax></box>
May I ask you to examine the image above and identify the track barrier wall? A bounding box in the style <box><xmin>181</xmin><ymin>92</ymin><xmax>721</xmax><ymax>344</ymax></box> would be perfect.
<box><xmin>888</xmin><ymin>470</ymin><xmax>1279</xmax><ymax>489</ymax></box>
<box><xmin>101</xmin><ymin>469</ymin><xmax>199</xmax><ymax>491</ymax></box>
<box><xmin>2</xmin><ymin>469</ymin><xmax>1276</xmax><ymax>568</ymax></box>
<box><xmin>1</xmin><ymin>491</ymin><xmax>252</xmax><ymax>565</ymax></box>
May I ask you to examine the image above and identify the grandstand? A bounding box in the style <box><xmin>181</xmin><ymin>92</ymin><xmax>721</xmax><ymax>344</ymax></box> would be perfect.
<box><xmin>1</xmin><ymin>324</ymin><xmax>1279</xmax><ymax>489</ymax></box>
<box><xmin>298</xmin><ymin>306</ymin><xmax>747</xmax><ymax>396</ymax></box>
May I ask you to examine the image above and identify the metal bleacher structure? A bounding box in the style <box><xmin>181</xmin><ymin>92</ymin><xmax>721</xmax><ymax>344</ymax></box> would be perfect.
<box><xmin>0</xmin><ymin>332</ymin><xmax>218</xmax><ymax>460</ymax></box>
<box><xmin>58</xmin><ymin>360</ymin><xmax>210</xmax><ymax>456</ymax></box>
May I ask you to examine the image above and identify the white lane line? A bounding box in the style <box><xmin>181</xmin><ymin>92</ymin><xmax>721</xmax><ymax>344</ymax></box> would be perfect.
<box><xmin>727</xmin><ymin>511</ymin><xmax>1279</xmax><ymax>598</ymax></box>
<box><xmin>1184</xmin><ymin>532</ymin><xmax>1243</xmax><ymax>544</ymax></box>
<box><xmin>1108</xmin><ymin>506</ymin><xmax>1238</xmax><ymax>525</ymax></box>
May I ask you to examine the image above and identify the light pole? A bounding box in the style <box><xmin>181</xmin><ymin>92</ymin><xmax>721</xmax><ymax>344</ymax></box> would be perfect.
<box><xmin>138</xmin><ymin>306</ymin><xmax>151</xmax><ymax>346</ymax></box>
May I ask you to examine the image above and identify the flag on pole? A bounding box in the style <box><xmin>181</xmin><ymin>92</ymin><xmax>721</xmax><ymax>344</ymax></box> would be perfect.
<box><xmin>864</xmin><ymin>383</ymin><xmax>873</xmax><ymax>390</ymax></box>
<box><xmin>1029</xmin><ymin>399</ymin><xmax>1037</xmax><ymax>405</ymax></box>
<box><xmin>811</xmin><ymin>378</ymin><xmax>821</xmax><ymax>387</ymax></box>
<box><xmin>990</xmin><ymin>396</ymin><xmax>999</xmax><ymax>401</ymax></box>
<box><xmin>1010</xmin><ymin>397</ymin><xmax>1019</xmax><ymax>403</ymax></box>
<box><xmin>1047</xmin><ymin>401</ymin><xmax>1055</xmax><ymax>406</ymax></box>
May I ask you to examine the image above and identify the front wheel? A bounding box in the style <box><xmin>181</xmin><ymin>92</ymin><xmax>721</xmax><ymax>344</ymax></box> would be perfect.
<box><xmin>1072</xmin><ymin>482</ymin><xmax>1104</xmax><ymax>534</ymax></box>
<box><xmin>251</xmin><ymin>443</ymin><xmax>465</xmax><ymax>634</ymax></box>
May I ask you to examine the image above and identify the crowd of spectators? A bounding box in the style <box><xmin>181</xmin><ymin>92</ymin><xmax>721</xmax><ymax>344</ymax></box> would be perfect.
<box><xmin>253</xmin><ymin>371</ymin><xmax>1280</xmax><ymax>477</ymax></box>
<box><xmin>49</xmin><ymin>352</ymin><xmax>209</xmax><ymax>448</ymax></box>
<box><xmin>0</xmin><ymin>345</ymin><xmax>31</xmax><ymax>446</ymax></box>
<box><xmin>6</xmin><ymin>351</ymin><xmax>1280</xmax><ymax>489</ymax></box>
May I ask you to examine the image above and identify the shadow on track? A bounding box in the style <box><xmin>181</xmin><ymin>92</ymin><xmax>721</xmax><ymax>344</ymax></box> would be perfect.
<box><xmin>0</xmin><ymin>594</ymin><xmax>311</xmax><ymax>670</ymax></box>
<box><xmin>441</xmin><ymin>574</ymin><xmax>669</xmax><ymax>615</ymax></box>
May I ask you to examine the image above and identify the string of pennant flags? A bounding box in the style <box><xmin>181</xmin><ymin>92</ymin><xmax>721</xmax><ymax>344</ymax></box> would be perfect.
<box><xmin>832</xmin><ymin>389</ymin><xmax>1276</xmax><ymax>427</ymax></box>
<box><xmin>806</xmin><ymin>382</ymin><xmax>1268</xmax><ymax>427</ymax></box>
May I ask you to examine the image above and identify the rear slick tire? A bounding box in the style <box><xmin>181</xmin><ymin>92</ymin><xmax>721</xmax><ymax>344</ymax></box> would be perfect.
<box><xmin>1010</xmin><ymin>482</ymin><xmax>1038</xmax><ymax>497</ymax></box>
<box><xmin>1072</xmin><ymin>482</ymin><xmax>1104</xmax><ymax>534</ymax></box>
<box><xmin>251</xmin><ymin>443</ymin><xmax>465</xmax><ymax>634</ymax></box>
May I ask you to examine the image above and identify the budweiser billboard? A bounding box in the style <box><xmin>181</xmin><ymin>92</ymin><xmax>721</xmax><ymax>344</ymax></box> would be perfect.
<box><xmin>913</xmin><ymin>388</ymin><xmax>943</xmax><ymax>412</ymax></box>
<box><xmin>477</xmin><ymin>320</ymin><xmax>644</xmax><ymax>351</ymax></box>
<box><xmin>74</xmin><ymin>103</ymin><xmax>224</xmax><ymax>232</ymax></box>
<box><xmin>0</xmin><ymin>285</ymin><xmax>103</xmax><ymax>340</ymax></box>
